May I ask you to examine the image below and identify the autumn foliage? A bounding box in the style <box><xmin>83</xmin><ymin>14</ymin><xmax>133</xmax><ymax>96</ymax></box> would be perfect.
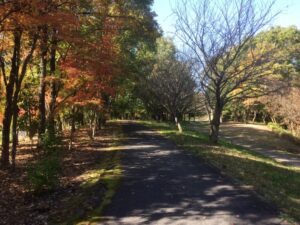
<box><xmin>0</xmin><ymin>0</ymin><xmax>158</xmax><ymax>168</ymax></box>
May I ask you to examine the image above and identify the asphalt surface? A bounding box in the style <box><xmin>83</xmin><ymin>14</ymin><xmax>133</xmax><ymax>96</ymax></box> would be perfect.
<box><xmin>101</xmin><ymin>122</ymin><xmax>286</xmax><ymax>225</ymax></box>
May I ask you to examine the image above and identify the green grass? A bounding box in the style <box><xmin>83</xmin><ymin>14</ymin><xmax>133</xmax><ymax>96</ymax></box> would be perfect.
<box><xmin>75</xmin><ymin>152</ymin><xmax>122</xmax><ymax>225</ymax></box>
<box><xmin>268</xmin><ymin>122</ymin><xmax>300</xmax><ymax>145</ymax></box>
<box><xmin>139</xmin><ymin>120</ymin><xmax>300</xmax><ymax>223</ymax></box>
<box><xmin>52</xmin><ymin>124</ymin><xmax>124</xmax><ymax>225</ymax></box>
<box><xmin>57</xmin><ymin>152</ymin><xmax>122</xmax><ymax>225</ymax></box>
<box><xmin>73</xmin><ymin>124</ymin><xmax>124</xmax><ymax>225</ymax></box>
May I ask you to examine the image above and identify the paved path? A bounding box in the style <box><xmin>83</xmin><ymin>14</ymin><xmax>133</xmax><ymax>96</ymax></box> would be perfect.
<box><xmin>101</xmin><ymin>122</ymin><xmax>286</xmax><ymax>225</ymax></box>
<box><xmin>188</xmin><ymin>122</ymin><xmax>300</xmax><ymax>168</ymax></box>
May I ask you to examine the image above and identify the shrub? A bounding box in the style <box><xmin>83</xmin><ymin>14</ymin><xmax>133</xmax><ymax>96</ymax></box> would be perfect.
<box><xmin>27</xmin><ymin>152</ymin><xmax>61</xmax><ymax>193</ymax></box>
<box><xmin>40</xmin><ymin>130</ymin><xmax>61</xmax><ymax>153</ymax></box>
<box><xmin>27</xmin><ymin>132</ymin><xmax>62</xmax><ymax>193</ymax></box>
<box><xmin>268</xmin><ymin>122</ymin><xmax>300</xmax><ymax>145</ymax></box>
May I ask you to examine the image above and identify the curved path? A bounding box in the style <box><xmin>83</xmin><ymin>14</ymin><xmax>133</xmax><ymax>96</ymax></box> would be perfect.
<box><xmin>101</xmin><ymin>122</ymin><xmax>286</xmax><ymax>225</ymax></box>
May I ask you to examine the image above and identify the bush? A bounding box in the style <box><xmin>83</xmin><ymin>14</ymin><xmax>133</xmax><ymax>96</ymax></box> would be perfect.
<box><xmin>268</xmin><ymin>122</ymin><xmax>300</xmax><ymax>145</ymax></box>
<box><xmin>267</xmin><ymin>122</ymin><xmax>284</xmax><ymax>132</ymax></box>
<box><xmin>27</xmin><ymin>152</ymin><xmax>61</xmax><ymax>193</ymax></box>
<box><xmin>40</xmin><ymin>130</ymin><xmax>61</xmax><ymax>152</ymax></box>
<box><xmin>27</xmin><ymin>132</ymin><xmax>62</xmax><ymax>193</ymax></box>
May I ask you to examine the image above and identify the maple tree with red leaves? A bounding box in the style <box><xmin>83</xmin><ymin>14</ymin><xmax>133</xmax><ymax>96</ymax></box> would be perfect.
<box><xmin>0</xmin><ymin>0</ymin><xmax>159</xmax><ymax>167</ymax></box>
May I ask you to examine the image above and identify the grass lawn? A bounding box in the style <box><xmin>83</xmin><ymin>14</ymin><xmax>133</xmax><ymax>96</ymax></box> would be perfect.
<box><xmin>139</xmin><ymin>120</ymin><xmax>300</xmax><ymax>223</ymax></box>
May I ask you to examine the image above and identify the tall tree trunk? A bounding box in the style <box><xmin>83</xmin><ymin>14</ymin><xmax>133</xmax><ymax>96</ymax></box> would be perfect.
<box><xmin>11</xmin><ymin>84</ymin><xmax>23</xmax><ymax>168</ymax></box>
<box><xmin>38</xmin><ymin>26</ymin><xmax>48</xmax><ymax>143</ymax></box>
<box><xmin>1</xmin><ymin>30</ymin><xmax>21</xmax><ymax>168</ymax></box>
<box><xmin>3</xmin><ymin>31</ymin><xmax>37</xmax><ymax>168</ymax></box>
<box><xmin>92</xmin><ymin>111</ymin><xmax>97</xmax><ymax>139</ymax></box>
<box><xmin>11</xmin><ymin>105</ymin><xmax>19</xmax><ymax>169</ymax></box>
<box><xmin>69</xmin><ymin>106</ymin><xmax>76</xmax><ymax>150</ymax></box>
<box><xmin>1</xmin><ymin>92</ymin><xmax>13</xmax><ymax>168</ymax></box>
<box><xmin>13</xmin><ymin>33</ymin><xmax>38</xmax><ymax>162</ymax></box>
<box><xmin>11</xmin><ymin>85</ymin><xmax>21</xmax><ymax>169</ymax></box>
<box><xmin>48</xmin><ymin>29</ymin><xmax>58</xmax><ymax>135</ymax></box>
<box><xmin>27</xmin><ymin>102</ymin><xmax>34</xmax><ymax>150</ymax></box>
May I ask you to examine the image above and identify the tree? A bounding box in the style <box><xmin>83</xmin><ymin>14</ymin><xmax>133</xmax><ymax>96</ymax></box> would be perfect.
<box><xmin>141</xmin><ymin>38</ymin><xmax>196</xmax><ymax>132</ymax></box>
<box><xmin>0</xmin><ymin>0</ymin><xmax>159</xmax><ymax>169</ymax></box>
<box><xmin>0</xmin><ymin>0</ymin><xmax>81</xmax><ymax>168</ymax></box>
<box><xmin>33</xmin><ymin>0</ymin><xmax>79</xmax><ymax>142</ymax></box>
<box><xmin>173</xmin><ymin>0</ymin><xmax>278</xmax><ymax>142</ymax></box>
<box><xmin>0</xmin><ymin>0</ymin><xmax>40</xmax><ymax>168</ymax></box>
<box><xmin>223</xmin><ymin>27</ymin><xmax>300</xmax><ymax>133</ymax></box>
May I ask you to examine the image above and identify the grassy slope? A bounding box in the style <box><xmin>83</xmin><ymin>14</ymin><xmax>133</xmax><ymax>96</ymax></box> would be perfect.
<box><xmin>139</xmin><ymin>120</ymin><xmax>300</xmax><ymax>223</ymax></box>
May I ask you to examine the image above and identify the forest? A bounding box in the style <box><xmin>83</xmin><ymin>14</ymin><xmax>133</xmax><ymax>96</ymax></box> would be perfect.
<box><xmin>0</xmin><ymin>0</ymin><xmax>300</xmax><ymax>224</ymax></box>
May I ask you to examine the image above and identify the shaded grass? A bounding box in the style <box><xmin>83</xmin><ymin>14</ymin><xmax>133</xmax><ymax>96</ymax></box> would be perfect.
<box><xmin>139</xmin><ymin>120</ymin><xmax>300</xmax><ymax>223</ymax></box>
<box><xmin>74</xmin><ymin>152</ymin><xmax>122</xmax><ymax>225</ymax></box>
<box><xmin>52</xmin><ymin>124</ymin><xmax>124</xmax><ymax>225</ymax></box>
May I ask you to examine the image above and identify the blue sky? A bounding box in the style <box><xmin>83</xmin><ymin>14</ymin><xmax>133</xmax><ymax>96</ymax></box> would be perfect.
<box><xmin>152</xmin><ymin>0</ymin><xmax>300</xmax><ymax>38</ymax></box>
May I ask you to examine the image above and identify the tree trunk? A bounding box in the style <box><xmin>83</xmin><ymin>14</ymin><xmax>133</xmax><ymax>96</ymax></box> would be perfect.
<box><xmin>175</xmin><ymin>116</ymin><xmax>183</xmax><ymax>133</ymax></box>
<box><xmin>92</xmin><ymin>120</ymin><xmax>96</xmax><ymax>139</ymax></box>
<box><xmin>243</xmin><ymin>111</ymin><xmax>247</xmax><ymax>123</ymax></box>
<box><xmin>89</xmin><ymin>111</ymin><xmax>96</xmax><ymax>140</ymax></box>
<box><xmin>11</xmin><ymin>85</ymin><xmax>21</xmax><ymax>169</ymax></box>
<box><xmin>12</xmin><ymin>33</ymin><xmax>38</xmax><ymax>161</ymax></box>
<box><xmin>1</xmin><ymin>102</ymin><xmax>13</xmax><ymax>168</ymax></box>
<box><xmin>57</xmin><ymin>116</ymin><xmax>63</xmax><ymax>133</ymax></box>
<box><xmin>38</xmin><ymin>26</ymin><xmax>48</xmax><ymax>143</ymax></box>
<box><xmin>1</xmin><ymin>30</ymin><xmax>21</xmax><ymax>168</ymax></box>
<box><xmin>209</xmin><ymin>100</ymin><xmax>223</xmax><ymax>143</ymax></box>
<box><xmin>262</xmin><ymin>114</ymin><xmax>267</xmax><ymax>124</ymax></box>
<box><xmin>48</xmin><ymin>29</ymin><xmax>58</xmax><ymax>135</ymax></box>
<box><xmin>11</xmin><ymin>105</ymin><xmax>19</xmax><ymax>169</ymax></box>
<box><xmin>11</xmin><ymin>75</ymin><xmax>22</xmax><ymax>169</ymax></box>
<box><xmin>69</xmin><ymin>106</ymin><xmax>76</xmax><ymax>151</ymax></box>
<box><xmin>27</xmin><ymin>103</ymin><xmax>34</xmax><ymax>151</ymax></box>
<box><xmin>1</xmin><ymin>85</ymin><xmax>14</xmax><ymax>168</ymax></box>
<box><xmin>252</xmin><ymin>111</ymin><xmax>257</xmax><ymax>123</ymax></box>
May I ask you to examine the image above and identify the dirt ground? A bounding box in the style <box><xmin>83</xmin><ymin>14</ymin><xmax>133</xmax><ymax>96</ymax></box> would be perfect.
<box><xmin>0</xmin><ymin>124</ymin><xmax>118</xmax><ymax>225</ymax></box>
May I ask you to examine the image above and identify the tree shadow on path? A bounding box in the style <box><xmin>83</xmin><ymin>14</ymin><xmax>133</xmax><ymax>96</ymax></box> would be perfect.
<box><xmin>101</xmin><ymin>122</ymin><xmax>289</xmax><ymax>225</ymax></box>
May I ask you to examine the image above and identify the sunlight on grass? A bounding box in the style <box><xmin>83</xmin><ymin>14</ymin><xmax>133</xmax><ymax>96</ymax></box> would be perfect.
<box><xmin>76</xmin><ymin>157</ymin><xmax>122</xmax><ymax>225</ymax></box>
<box><xmin>140</xmin><ymin>120</ymin><xmax>300</xmax><ymax>222</ymax></box>
<box><xmin>73</xmin><ymin>127</ymin><xmax>124</xmax><ymax>225</ymax></box>
<box><xmin>58</xmin><ymin>125</ymin><xmax>124</xmax><ymax>225</ymax></box>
